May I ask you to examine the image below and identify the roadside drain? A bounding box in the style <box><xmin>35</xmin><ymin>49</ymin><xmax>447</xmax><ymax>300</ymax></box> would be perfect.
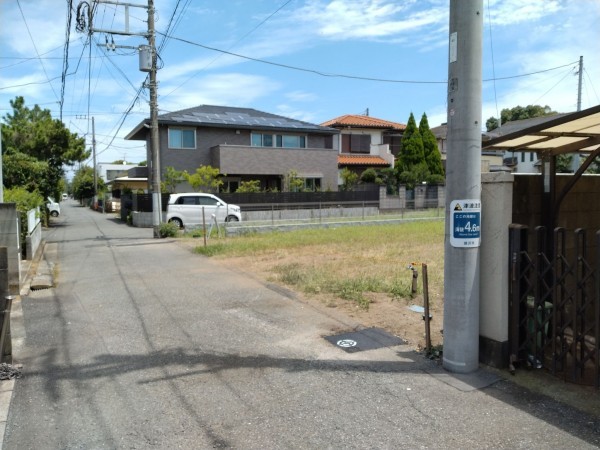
<box><xmin>324</xmin><ymin>327</ymin><xmax>405</xmax><ymax>353</ymax></box>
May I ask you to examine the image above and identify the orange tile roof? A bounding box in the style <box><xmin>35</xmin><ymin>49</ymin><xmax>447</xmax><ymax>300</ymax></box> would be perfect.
<box><xmin>322</xmin><ymin>114</ymin><xmax>406</xmax><ymax>130</ymax></box>
<box><xmin>338</xmin><ymin>154</ymin><xmax>391</xmax><ymax>166</ymax></box>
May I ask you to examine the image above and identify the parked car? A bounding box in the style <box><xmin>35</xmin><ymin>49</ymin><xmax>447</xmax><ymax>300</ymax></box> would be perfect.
<box><xmin>166</xmin><ymin>193</ymin><xmax>241</xmax><ymax>228</ymax></box>
<box><xmin>47</xmin><ymin>197</ymin><xmax>61</xmax><ymax>217</ymax></box>
<box><xmin>62</xmin><ymin>193</ymin><xmax>68</xmax><ymax>201</ymax></box>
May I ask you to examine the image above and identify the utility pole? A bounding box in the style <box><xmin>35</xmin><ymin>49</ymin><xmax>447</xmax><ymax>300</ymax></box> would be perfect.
<box><xmin>148</xmin><ymin>0</ymin><xmax>162</xmax><ymax>237</ymax></box>
<box><xmin>571</xmin><ymin>56</ymin><xmax>583</xmax><ymax>172</ymax></box>
<box><xmin>81</xmin><ymin>0</ymin><xmax>162</xmax><ymax>236</ymax></box>
<box><xmin>443</xmin><ymin>0</ymin><xmax>483</xmax><ymax>374</ymax></box>
<box><xmin>92</xmin><ymin>117</ymin><xmax>97</xmax><ymax>208</ymax></box>
<box><xmin>0</xmin><ymin>123</ymin><xmax>3</xmax><ymax>203</ymax></box>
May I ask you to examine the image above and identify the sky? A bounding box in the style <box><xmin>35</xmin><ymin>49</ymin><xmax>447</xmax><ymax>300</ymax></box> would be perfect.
<box><xmin>1</xmin><ymin>0</ymin><xmax>599</xmax><ymax>171</ymax></box>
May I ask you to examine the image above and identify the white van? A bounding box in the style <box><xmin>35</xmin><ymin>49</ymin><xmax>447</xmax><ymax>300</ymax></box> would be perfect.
<box><xmin>166</xmin><ymin>193</ymin><xmax>241</xmax><ymax>228</ymax></box>
<box><xmin>62</xmin><ymin>193</ymin><xmax>68</xmax><ymax>201</ymax></box>
<box><xmin>47</xmin><ymin>197</ymin><xmax>61</xmax><ymax>217</ymax></box>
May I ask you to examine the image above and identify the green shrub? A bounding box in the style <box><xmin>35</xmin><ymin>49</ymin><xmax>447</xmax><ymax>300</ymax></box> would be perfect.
<box><xmin>158</xmin><ymin>221</ymin><xmax>179</xmax><ymax>238</ymax></box>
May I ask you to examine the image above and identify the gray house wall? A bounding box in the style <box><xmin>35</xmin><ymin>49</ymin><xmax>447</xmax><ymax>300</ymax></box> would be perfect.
<box><xmin>213</xmin><ymin>145</ymin><xmax>339</xmax><ymax>191</ymax></box>
<box><xmin>149</xmin><ymin>125</ymin><xmax>339</xmax><ymax>191</ymax></box>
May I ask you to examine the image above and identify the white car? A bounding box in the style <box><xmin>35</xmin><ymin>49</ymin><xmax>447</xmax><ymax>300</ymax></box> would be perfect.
<box><xmin>166</xmin><ymin>193</ymin><xmax>241</xmax><ymax>228</ymax></box>
<box><xmin>47</xmin><ymin>197</ymin><xmax>61</xmax><ymax>217</ymax></box>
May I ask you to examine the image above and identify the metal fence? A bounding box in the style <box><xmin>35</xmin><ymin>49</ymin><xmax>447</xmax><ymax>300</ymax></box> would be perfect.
<box><xmin>509</xmin><ymin>225</ymin><xmax>599</xmax><ymax>388</ymax></box>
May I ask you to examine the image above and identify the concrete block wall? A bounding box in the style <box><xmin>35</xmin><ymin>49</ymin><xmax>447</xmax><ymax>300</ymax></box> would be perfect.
<box><xmin>0</xmin><ymin>204</ymin><xmax>22</xmax><ymax>294</ymax></box>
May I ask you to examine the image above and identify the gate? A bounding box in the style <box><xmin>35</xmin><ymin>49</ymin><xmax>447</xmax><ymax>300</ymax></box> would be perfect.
<box><xmin>509</xmin><ymin>225</ymin><xmax>600</xmax><ymax>388</ymax></box>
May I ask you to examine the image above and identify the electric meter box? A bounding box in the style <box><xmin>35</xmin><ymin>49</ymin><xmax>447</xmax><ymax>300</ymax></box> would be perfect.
<box><xmin>139</xmin><ymin>46</ymin><xmax>152</xmax><ymax>72</ymax></box>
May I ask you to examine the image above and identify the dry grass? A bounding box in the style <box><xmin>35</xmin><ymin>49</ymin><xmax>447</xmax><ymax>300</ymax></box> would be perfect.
<box><xmin>187</xmin><ymin>220</ymin><xmax>445</xmax><ymax>349</ymax></box>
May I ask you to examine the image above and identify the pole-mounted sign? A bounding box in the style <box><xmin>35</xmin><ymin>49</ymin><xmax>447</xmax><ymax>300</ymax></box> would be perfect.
<box><xmin>449</xmin><ymin>199</ymin><xmax>481</xmax><ymax>248</ymax></box>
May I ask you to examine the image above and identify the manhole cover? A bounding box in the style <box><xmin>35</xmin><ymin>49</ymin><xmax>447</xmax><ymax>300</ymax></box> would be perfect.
<box><xmin>324</xmin><ymin>327</ymin><xmax>405</xmax><ymax>353</ymax></box>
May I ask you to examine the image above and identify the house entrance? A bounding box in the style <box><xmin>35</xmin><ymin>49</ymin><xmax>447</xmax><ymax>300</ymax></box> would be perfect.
<box><xmin>509</xmin><ymin>225</ymin><xmax>599</xmax><ymax>388</ymax></box>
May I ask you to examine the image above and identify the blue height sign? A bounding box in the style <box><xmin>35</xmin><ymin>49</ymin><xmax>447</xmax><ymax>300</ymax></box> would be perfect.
<box><xmin>450</xmin><ymin>199</ymin><xmax>481</xmax><ymax>248</ymax></box>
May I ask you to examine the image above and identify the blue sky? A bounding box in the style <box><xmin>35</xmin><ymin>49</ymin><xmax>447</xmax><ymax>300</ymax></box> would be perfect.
<box><xmin>1</xmin><ymin>0</ymin><xmax>599</xmax><ymax>168</ymax></box>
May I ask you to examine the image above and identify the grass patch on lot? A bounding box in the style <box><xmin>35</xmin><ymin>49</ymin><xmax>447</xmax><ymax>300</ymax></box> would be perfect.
<box><xmin>191</xmin><ymin>220</ymin><xmax>444</xmax><ymax>310</ymax></box>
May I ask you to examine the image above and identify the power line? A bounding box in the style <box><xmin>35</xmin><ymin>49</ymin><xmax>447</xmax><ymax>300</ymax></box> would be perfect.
<box><xmin>60</xmin><ymin>0</ymin><xmax>74</xmax><ymax>120</ymax></box>
<box><xmin>16</xmin><ymin>0</ymin><xmax>60</xmax><ymax>101</ymax></box>
<box><xmin>486</xmin><ymin>0</ymin><xmax>500</xmax><ymax>124</ymax></box>
<box><xmin>158</xmin><ymin>31</ymin><xmax>579</xmax><ymax>85</ymax></box>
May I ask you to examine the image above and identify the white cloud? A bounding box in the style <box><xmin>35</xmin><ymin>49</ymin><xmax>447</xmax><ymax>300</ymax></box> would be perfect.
<box><xmin>275</xmin><ymin>104</ymin><xmax>319</xmax><ymax>123</ymax></box>
<box><xmin>285</xmin><ymin>90</ymin><xmax>318</xmax><ymax>102</ymax></box>
<box><xmin>295</xmin><ymin>0</ymin><xmax>447</xmax><ymax>40</ymax></box>
<box><xmin>0</xmin><ymin>0</ymin><xmax>66</xmax><ymax>55</ymax></box>
<box><xmin>159</xmin><ymin>73</ymin><xmax>281</xmax><ymax>112</ymax></box>
<box><xmin>487</xmin><ymin>0</ymin><xmax>563</xmax><ymax>26</ymax></box>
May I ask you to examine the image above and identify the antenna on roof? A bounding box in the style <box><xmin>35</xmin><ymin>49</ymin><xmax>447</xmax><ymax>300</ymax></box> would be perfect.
<box><xmin>363</xmin><ymin>108</ymin><xmax>369</xmax><ymax>116</ymax></box>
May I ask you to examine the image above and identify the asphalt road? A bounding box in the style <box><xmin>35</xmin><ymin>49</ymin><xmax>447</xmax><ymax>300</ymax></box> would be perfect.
<box><xmin>4</xmin><ymin>201</ymin><xmax>599</xmax><ymax>449</ymax></box>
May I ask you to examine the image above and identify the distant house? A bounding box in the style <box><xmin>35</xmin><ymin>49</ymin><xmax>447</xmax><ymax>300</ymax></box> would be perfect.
<box><xmin>430</xmin><ymin>123</ymin><xmax>504</xmax><ymax>172</ymax></box>
<box><xmin>321</xmin><ymin>114</ymin><xmax>405</xmax><ymax>180</ymax></box>
<box><xmin>125</xmin><ymin>105</ymin><xmax>340</xmax><ymax>192</ymax></box>
<box><xmin>97</xmin><ymin>162</ymin><xmax>139</xmax><ymax>183</ymax></box>
<box><xmin>106</xmin><ymin>166</ymin><xmax>149</xmax><ymax>194</ymax></box>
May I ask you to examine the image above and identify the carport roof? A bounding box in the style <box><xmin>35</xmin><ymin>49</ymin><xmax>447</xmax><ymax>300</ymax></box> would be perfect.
<box><xmin>482</xmin><ymin>104</ymin><xmax>600</xmax><ymax>156</ymax></box>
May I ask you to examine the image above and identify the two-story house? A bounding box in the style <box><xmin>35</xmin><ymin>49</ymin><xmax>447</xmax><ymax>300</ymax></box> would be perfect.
<box><xmin>320</xmin><ymin>114</ymin><xmax>405</xmax><ymax>180</ymax></box>
<box><xmin>125</xmin><ymin>105</ymin><xmax>340</xmax><ymax>192</ymax></box>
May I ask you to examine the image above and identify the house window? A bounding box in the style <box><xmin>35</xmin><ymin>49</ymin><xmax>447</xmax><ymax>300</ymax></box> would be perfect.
<box><xmin>521</xmin><ymin>152</ymin><xmax>525</xmax><ymax>163</ymax></box>
<box><xmin>342</xmin><ymin>134</ymin><xmax>371</xmax><ymax>153</ymax></box>
<box><xmin>530</xmin><ymin>152</ymin><xmax>535</xmax><ymax>162</ymax></box>
<box><xmin>251</xmin><ymin>133</ymin><xmax>273</xmax><ymax>147</ymax></box>
<box><xmin>304</xmin><ymin>178</ymin><xmax>321</xmax><ymax>192</ymax></box>
<box><xmin>169</xmin><ymin>128</ymin><xmax>196</xmax><ymax>149</ymax></box>
<box><xmin>251</xmin><ymin>133</ymin><xmax>306</xmax><ymax>148</ymax></box>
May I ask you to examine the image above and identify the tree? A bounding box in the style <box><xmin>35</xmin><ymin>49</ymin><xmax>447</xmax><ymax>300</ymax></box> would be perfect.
<box><xmin>340</xmin><ymin>167</ymin><xmax>359</xmax><ymax>191</ymax></box>
<box><xmin>486</xmin><ymin>104</ymin><xmax>556</xmax><ymax>132</ymax></box>
<box><xmin>360</xmin><ymin>168</ymin><xmax>378</xmax><ymax>183</ymax></box>
<box><xmin>1</xmin><ymin>96</ymin><xmax>89</xmax><ymax>200</ymax></box>
<box><xmin>72</xmin><ymin>166</ymin><xmax>105</xmax><ymax>201</ymax></box>
<box><xmin>419</xmin><ymin>113</ymin><xmax>444</xmax><ymax>177</ymax></box>
<box><xmin>236</xmin><ymin>180</ymin><xmax>261</xmax><ymax>193</ymax></box>
<box><xmin>184</xmin><ymin>165</ymin><xmax>223</xmax><ymax>192</ymax></box>
<box><xmin>285</xmin><ymin>170</ymin><xmax>305</xmax><ymax>192</ymax></box>
<box><xmin>161</xmin><ymin>166</ymin><xmax>184</xmax><ymax>193</ymax></box>
<box><xmin>395</xmin><ymin>112</ymin><xmax>430</xmax><ymax>190</ymax></box>
<box><xmin>396</xmin><ymin>113</ymin><xmax>424</xmax><ymax>171</ymax></box>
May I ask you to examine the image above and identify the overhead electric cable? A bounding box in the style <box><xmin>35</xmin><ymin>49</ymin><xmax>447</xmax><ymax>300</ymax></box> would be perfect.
<box><xmin>60</xmin><ymin>0</ymin><xmax>74</xmax><ymax>120</ymax></box>
<box><xmin>163</xmin><ymin>0</ymin><xmax>295</xmax><ymax>98</ymax></box>
<box><xmin>531</xmin><ymin>66</ymin><xmax>577</xmax><ymax>106</ymax></box>
<box><xmin>16</xmin><ymin>0</ymin><xmax>60</xmax><ymax>101</ymax></box>
<box><xmin>158</xmin><ymin>32</ymin><xmax>579</xmax><ymax>85</ymax></box>
<box><xmin>486</xmin><ymin>0</ymin><xmax>500</xmax><ymax>125</ymax></box>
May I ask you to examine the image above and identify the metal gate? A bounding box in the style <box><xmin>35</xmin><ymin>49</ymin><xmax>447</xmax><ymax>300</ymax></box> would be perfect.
<box><xmin>509</xmin><ymin>225</ymin><xmax>599</xmax><ymax>388</ymax></box>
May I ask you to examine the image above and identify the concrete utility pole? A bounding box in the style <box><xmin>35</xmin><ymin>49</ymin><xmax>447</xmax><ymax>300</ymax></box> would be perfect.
<box><xmin>86</xmin><ymin>0</ymin><xmax>161</xmax><ymax>236</ymax></box>
<box><xmin>148</xmin><ymin>0</ymin><xmax>162</xmax><ymax>237</ymax></box>
<box><xmin>443</xmin><ymin>0</ymin><xmax>483</xmax><ymax>374</ymax></box>
<box><xmin>571</xmin><ymin>55</ymin><xmax>583</xmax><ymax>172</ymax></box>
<box><xmin>0</xmin><ymin>124</ymin><xmax>3</xmax><ymax>203</ymax></box>
<box><xmin>92</xmin><ymin>117</ymin><xmax>97</xmax><ymax>207</ymax></box>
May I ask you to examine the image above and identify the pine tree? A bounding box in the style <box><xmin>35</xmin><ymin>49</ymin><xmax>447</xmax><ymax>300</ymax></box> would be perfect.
<box><xmin>419</xmin><ymin>113</ymin><xmax>444</xmax><ymax>177</ymax></box>
<box><xmin>396</xmin><ymin>113</ymin><xmax>424</xmax><ymax>172</ymax></box>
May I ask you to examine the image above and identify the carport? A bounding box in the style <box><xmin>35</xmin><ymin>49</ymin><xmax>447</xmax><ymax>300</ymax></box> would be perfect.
<box><xmin>483</xmin><ymin>104</ymin><xmax>600</xmax><ymax>233</ymax></box>
<box><xmin>482</xmin><ymin>104</ymin><xmax>600</xmax><ymax>388</ymax></box>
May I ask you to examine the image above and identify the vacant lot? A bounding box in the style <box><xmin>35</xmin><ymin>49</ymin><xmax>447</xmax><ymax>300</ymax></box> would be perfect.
<box><xmin>183</xmin><ymin>220</ymin><xmax>445</xmax><ymax>351</ymax></box>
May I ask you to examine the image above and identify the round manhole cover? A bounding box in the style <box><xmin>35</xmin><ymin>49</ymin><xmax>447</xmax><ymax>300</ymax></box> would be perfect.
<box><xmin>337</xmin><ymin>339</ymin><xmax>357</xmax><ymax>348</ymax></box>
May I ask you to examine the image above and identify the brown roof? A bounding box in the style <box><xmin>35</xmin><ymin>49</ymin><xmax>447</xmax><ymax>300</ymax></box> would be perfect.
<box><xmin>338</xmin><ymin>154</ymin><xmax>391</xmax><ymax>166</ymax></box>
<box><xmin>322</xmin><ymin>114</ymin><xmax>406</xmax><ymax>130</ymax></box>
